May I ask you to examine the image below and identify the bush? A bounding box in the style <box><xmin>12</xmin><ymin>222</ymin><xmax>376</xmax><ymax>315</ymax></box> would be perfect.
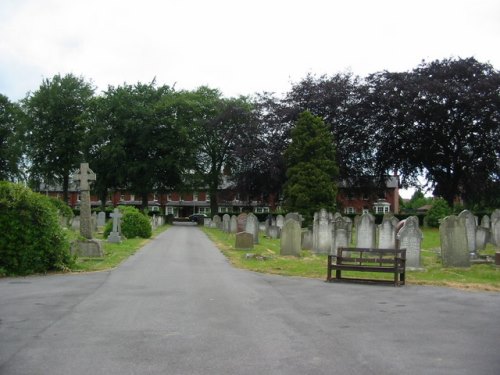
<box><xmin>425</xmin><ymin>198</ymin><xmax>452</xmax><ymax>227</ymax></box>
<box><xmin>48</xmin><ymin>197</ymin><xmax>74</xmax><ymax>227</ymax></box>
<box><xmin>0</xmin><ymin>182</ymin><xmax>73</xmax><ymax>275</ymax></box>
<box><xmin>103</xmin><ymin>206</ymin><xmax>152</xmax><ymax>239</ymax></box>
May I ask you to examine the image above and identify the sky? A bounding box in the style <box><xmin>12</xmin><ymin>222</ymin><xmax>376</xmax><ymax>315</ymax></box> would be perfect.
<box><xmin>1</xmin><ymin>0</ymin><xmax>499</xmax><ymax>198</ymax></box>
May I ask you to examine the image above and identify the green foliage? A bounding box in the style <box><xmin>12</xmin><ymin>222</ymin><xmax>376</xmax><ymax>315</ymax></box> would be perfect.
<box><xmin>284</xmin><ymin>111</ymin><xmax>338</xmax><ymax>224</ymax></box>
<box><xmin>22</xmin><ymin>73</ymin><xmax>94</xmax><ymax>202</ymax></box>
<box><xmin>426</xmin><ymin>198</ymin><xmax>452</xmax><ymax>227</ymax></box>
<box><xmin>0</xmin><ymin>94</ymin><xmax>24</xmax><ymax>181</ymax></box>
<box><xmin>103</xmin><ymin>206</ymin><xmax>152</xmax><ymax>239</ymax></box>
<box><xmin>48</xmin><ymin>197</ymin><xmax>74</xmax><ymax>227</ymax></box>
<box><xmin>0</xmin><ymin>182</ymin><xmax>73</xmax><ymax>275</ymax></box>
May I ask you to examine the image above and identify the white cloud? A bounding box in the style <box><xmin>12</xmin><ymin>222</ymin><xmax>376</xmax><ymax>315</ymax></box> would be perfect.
<box><xmin>1</xmin><ymin>0</ymin><xmax>499</xmax><ymax>100</ymax></box>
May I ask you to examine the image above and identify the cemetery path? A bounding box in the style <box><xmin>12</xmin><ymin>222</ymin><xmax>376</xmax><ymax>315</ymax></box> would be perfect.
<box><xmin>1</xmin><ymin>223</ymin><xmax>500</xmax><ymax>375</ymax></box>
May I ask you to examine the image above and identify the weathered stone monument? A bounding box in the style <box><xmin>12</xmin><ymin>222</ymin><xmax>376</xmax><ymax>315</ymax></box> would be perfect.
<box><xmin>71</xmin><ymin>163</ymin><xmax>103</xmax><ymax>257</ymax></box>
<box><xmin>280</xmin><ymin>219</ymin><xmax>301</xmax><ymax>256</ymax></box>
<box><xmin>246</xmin><ymin>213</ymin><xmax>260</xmax><ymax>244</ymax></box>
<box><xmin>97</xmin><ymin>211</ymin><xmax>106</xmax><ymax>228</ymax></box>
<box><xmin>491</xmin><ymin>209</ymin><xmax>500</xmax><ymax>246</ymax></box>
<box><xmin>230</xmin><ymin>215</ymin><xmax>238</xmax><ymax>233</ymax></box>
<box><xmin>458</xmin><ymin>210</ymin><xmax>477</xmax><ymax>257</ymax></box>
<box><xmin>236</xmin><ymin>213</ymin><xmax>248</xmax><ymax>232</ymax></box>
<box><xmin>107</xmin><ymin>208</ymin><xmax>123</xmax><ymax>243</ymax></box>
<box><xmin>235</xmin><ymin>232</ymin><xmax>254</xmax><ymax>250</ymax></box>
<box><xmin>212</xmin><ymin>215</ymin><xmax>222</xmax><ymax>230</ymax></box>
<box><xmin>356</xmin><ymin>212</ymin><xmax>376</xmax><ymax>248</ymax></box>
<box><xmin>332</xmin><ymin>218</ymin><xmax>349</xmax><ymax>255</ymax></box>
<box><xmin>313</xmin><ymin>209</ymin><xmax>332</xmax><ymax>254</ymax></box>
<box><xmin>440</xmin><ymin>215</ymin><xmax>470</xmax><ymax>267</ymax></box>
<box><xmin>397</xmin><ymin>216</ymin><xmax>423</xmax><ymax>269</ymax></box>
<box><xmin>301</xmin><ymin>229</ymin><xmax>313</xmax><ymax>250</ymax></box>
<box><xmin>222</xmin><ymin>214</ymin><xmax>231</xmax><ymax>233</ymax></box>
<box><xmin>275</xmin><ymin>214</ymin><xmax>285</xmax><ymax>229</ymax></box>
<box><xmin>378</xmin><ymin>216</ymin><xmax>398</xmax><ymax>249</ymax></box>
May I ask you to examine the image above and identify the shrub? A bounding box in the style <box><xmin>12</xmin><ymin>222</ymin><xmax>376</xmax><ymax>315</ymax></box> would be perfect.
<box><xmin>0</xmin><ymin>182</ymin><xmax>73</xmax><ymax>275</ymax></box>
<box><xmin>103</xmin><ymin>206</ymin><xmax>152</xmax><ymax>239</ymax></box>
<box><xmin>425</xmin><ymin>198</ymin><xmax>452</xmax><ymax>227</ymax></box>
<box><xmin>48</xmin><ymin>197</ymin><xmax>74</xmax><ymax>227</ymax></box>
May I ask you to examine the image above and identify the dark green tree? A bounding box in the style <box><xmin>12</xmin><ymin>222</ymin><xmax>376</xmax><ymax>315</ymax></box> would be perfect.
<box><xmin>283</xmin><ymin>111</ymin><xmax>338</xmax><ymax>224</ymax></box>
<box><xmin>182</xmin><ymin>87</ymin><xmax>254</xmax><ymax>215</ymax></box>
<box><xmin>367</xmin><ymin>57</ymin><xmax>500</xmax><ymax>207</ymax></box>
<box><xmin>22</xmin><ymin>74</ymin><xmax>95</xmax><ymax>203</ymax></box>
<box><xmin>85</xmin><ymin>82</ymin><xmax>186</xmax><ymax>210</ymax></box>
<box><xmin>0</xmin><ymin>94</ymin><xmax>24</xmax><ymax>181</ymax></box>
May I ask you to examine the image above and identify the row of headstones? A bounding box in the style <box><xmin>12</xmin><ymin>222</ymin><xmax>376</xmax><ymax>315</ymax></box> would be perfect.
<box><xmin>306</xmin><ymin>210</ymin><xmax>424</xmax><ymax>268</ymax></box>
<box><xmin>440</xmin><ymin>209</ymin><xmax>500</xmax><ymax>267</ymax></box>
<box><xmin>205</xmin><ymin>212</ymin><xmax>304</xmax><ymax>255</ymax></box>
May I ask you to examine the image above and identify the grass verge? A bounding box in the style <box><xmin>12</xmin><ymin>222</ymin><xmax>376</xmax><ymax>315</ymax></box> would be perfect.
<box><xmin>202</xmin><ymin>227</ymin><xmax>500</xmax><ymax>292</ymax></box>
<box><xmin>68</xmin><ymin>225</ymin><xmax>171</xmax><ymax>273</ymax></box>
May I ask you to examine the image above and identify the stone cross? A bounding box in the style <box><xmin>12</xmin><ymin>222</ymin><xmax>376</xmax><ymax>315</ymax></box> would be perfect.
<box><xmin>73</xmin><ymin>163</ymin><xmax>96</xmax><ymax>239</ymax></box>
<box><xmin>108</xmin><ymin>208</ymin><xmax>123</xmax><ymax>243</ymax></box>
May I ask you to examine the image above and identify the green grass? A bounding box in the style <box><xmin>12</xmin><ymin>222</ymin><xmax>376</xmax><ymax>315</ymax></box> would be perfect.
<box><xmin>202</xmin><ymin>227</ymin><xmax>500</xmax><ymax>291</ymax></box>
<box><xmin>68</xmin><ymin>225</ymin><xmax>171</xmax><ymax>273</ymax></box>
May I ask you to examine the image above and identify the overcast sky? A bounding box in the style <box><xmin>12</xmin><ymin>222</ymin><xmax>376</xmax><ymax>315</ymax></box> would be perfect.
<box><xmin>1</xmin><ymin>0</ymin><xmax>499</xmax><ymax>102</ymax></box>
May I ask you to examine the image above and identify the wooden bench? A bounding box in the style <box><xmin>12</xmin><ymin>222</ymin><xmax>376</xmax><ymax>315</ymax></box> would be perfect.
<box><xmin>327</xmin><ymin>247</ymin><xmax>406</xmax><ymax>286</ymax></box>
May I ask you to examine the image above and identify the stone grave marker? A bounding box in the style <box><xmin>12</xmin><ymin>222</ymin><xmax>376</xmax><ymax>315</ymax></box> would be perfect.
<box><xmin>246</xmin><ymin>213</ymin><xmax>260</xmax><ymax>244</ymax></box>
<box><xmin>235</xmin><ymin>232</ymin><xmax>254</xmax><ymax>250</ymax></box>
<box><xmin>475</xmin><ymin>227</ymin><xmax>488</xmax><ymax>251</ymax></box>
<box><xmin>378</xmin><ymin>216</ymin><xmax>397</xmax><ymax>249</ymax></box>
<box><xmin>491</xmin><ymin>209</ymin><xmax>500</xmax><ymax>246</ymax></box>
<box><xmin>230</xmin><ymin>215</ymin><xmax>238</xmax><ymax>233</ymax></box>
<box><xmin>301</xmin><ymin>229</ymin><xmax>313</xmax><ymax>250</ymax></box>
<box><xmin>396</xmin><ymin>216</ymin><xmax>423</xmax><ymax>269</ymax></box>
<box><xmin>314</xmin><ymin>209</ymin><xmax>331</xmax><ymax>254</ymax></box>
<box><xmin>280</xmin><ymin>219</ymin><xmax>301</xmax><ymax>256</ymax></box>
<box><xmin>222</xmin><ymin>214</ymin><xmax>231</xmax><ymax>233</ymax></box>
<box><xmin>212</xmin><ymin>215</ymin><xmax>222</xmax><ymax>229</ymax></box>
<box><xmin>71</xmin><ymin>163</ymin><xmax>103</xmax><ymax>257</ymax></box>
<box><xmin>276</xmin><ymin>215</ymin><xmax>285</xmax><ymax>229</ymax></box>
<box><xmin>458</xmin><ymin>210</ymin><xmax>477</xmax><ymax>256</ymax></box>
<box><xmin>440</xmin><ymin>215</ymin><xmax>470</xmax><ymax>267</ymax></box>
<box><xmin>97</xmin><ymin>212</ymin><xmax>106</xmax><ymax>228</ymax></box>
<box><xmin>107</xmin><ymin>208</ymin><xmax>123</xmax><ymax>243</ymax></box>
<box><xmin>237</xmin><ymin>213</ymin><xmax>248</xmax><ymax>232</ymax></box>
<box><xmin>332</xmin><ymin>218</ymin><xmax>349</xmax><ymax>255</ymax></box>
<box><xmin>268</xmin><ymin>226</ymin><xmax>280</xmax><ymax>239</ymax></box>
<box><xmin>356</xmin><ymin>212</ymin><xmax>376</xmax><ymax>248</ymax></box>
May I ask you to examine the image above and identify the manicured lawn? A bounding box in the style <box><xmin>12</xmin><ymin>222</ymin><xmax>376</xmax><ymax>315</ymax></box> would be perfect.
<box><xmin>202</xmin><ymin>226</ymin><xmax>500</xmax><ymax>291</ymax></box>
<box><xmin>68</xmin><ymin>225</ymin><xmax>171</xmax><ymax>273</ymax></box>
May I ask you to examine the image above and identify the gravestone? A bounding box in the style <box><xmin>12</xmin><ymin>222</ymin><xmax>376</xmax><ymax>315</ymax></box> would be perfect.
<box><xmin>204</xmin><ymin>218</ymin><xmax>212</xmax><ymax>227</ymax></box>
<box><xmin>280</xmin><ymin>219</ymin><xmax>301</xmax><ymax>256</ymax></box>
<box><xmin>246</xmin><ymin>213</ymin><xmax>260</xmax><ymax>244</ymax></box>
<box><xmin>480</xmin><ymin>215</ymin><xmax>490</xmax><ymax>229</ymax></box>
<box><xmin>378</xmin><ymin>216</ymin><xmax>397</xmax><ymax>249</ymax></box>
<box><xmin>237</xmin><ymin>213</ymin><xmax>248</xmax><ymax>232</ymax></box>
<box><xmin>71</xmin><ymin>163</ymin><xmax>103</xmax><ymax>257</ymax></box>
<box><xmin>97</xmin><ymin>212</ymin><xmax>106</xmax><ymax>228</ymax></box>
<box><xmin>235</xmin><ymin>232</ymin><xmax>254</xmax><ymax>250</ymax></box>
<box><xmin>356</xmin><ymin>212</ymin><xmax>376</xmax><ymax>248</ymax></box>
<box><xmin>397</xmin><ymin>216</ymin><xmax>423</xmax><ymax>269</ymax></box>
<box><xmin>440</xmin><ymin>215</ymin><xmax>470</xmax><ymax>267</ymax></box>
<box><xmin>332</xmin><ymin>218</ymin><xmax>349</xmax><ymax>255</ymax></box>
<box><xmin>222</xmin><ymin>214</ymin><xmax>231</xmax><ymax>233</ymax></box>
<box><xmin>107</xmin><ymin>208</ymin><xmax>123</xmax><ymax>243</ymax></box>
<box><xmin>458</xmin><ymin>210</ymin><xmax>477</xmax><ymax>256</ymax></box>
<box><xmin>268</xmin><ymin>226</ymin><xmax>280</xmax><ymax>239</ymax></box>
<box><xmin>73</xmin><ymin>163</ymin><xmax>96</xmax><ymax>240</ymax></box>
<box><xmin>301</xmin><ymin>229</ymin><xmax>313</xmax><ymax>250</ymax></box>
<box><xmin>285</xmin><ymin>212</ymin><xmax>302</xmax><ymax>224</ymax></box>
<box><xmin>491</xmin><ymin>209</ymin><xmax>500</xmax><ymax>246</ymax></box>
<box><xmin>343</xmin><ymin>216</ymin><xmax>353</xmax><ymax>246</ymax></box>
<box><xmin>91</xmin><ymin>212</ymin><xmax>98</xmax><ymax>232</ymax></box>
<box><xmin>475</xmin><ymin>227</ymin><xmax>488</xmax><ymax>251</ymax></box>
<box><xmin>313</xmin><ymin>209</ymin><xmax>331</xmax><ymax>254</ymax></box>
<box><xmin>212</xmin><ymin>215</ymin><xmax>222</xmax><ymax>230</ymax></box>
<box><xmin>230</xmin><ymin>215</ymin><xmax>238</xmax><ymax>233</ymax></box>
<box><xmin>276</xmin><ymin>215</ymin><xmax>285</xmax><ymax>229</ymax></box>
<box><xmin>72</xmin><ymin>215</ymin><xmax>80</xmax><ymax>230</ymax></box>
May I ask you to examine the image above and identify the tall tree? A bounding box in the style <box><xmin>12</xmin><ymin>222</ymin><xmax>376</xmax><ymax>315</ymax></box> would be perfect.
<box><xmin>85</xmin><ymin>82</ymin><xmax>186</xmax><ymax>210</ymax></box>
<box><xmin>22</xmin><ymin>74</ymin><xmax>94</xmax><ymax>203</ymax></box>
<box><xmin>368</xmin><ymin>57</ymin><xmax>500</xmax><ymax>206</ymax></box>
<box><xmin>284</xmin><ymin>111</ymin><xmax>338</xmax><ymax>224</ymax></box>
<box><xmin>183</xmin><ymin>87</ymin><xmax>254</xmax><ymax>215</ymax></box>
<box><xmin>0</xmin><ymin>94</ymin><xmax>23</xmax><ymax>181</ymax></box>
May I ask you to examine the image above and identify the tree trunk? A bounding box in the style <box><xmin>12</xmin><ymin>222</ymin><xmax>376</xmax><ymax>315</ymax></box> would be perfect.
<box><xmin>99</xmin><ymin>188</ymin><xmax>108</xmax><ymax>211</ymax></box>
<box><xmin>142</xmin><ymin>194</ymin><xmax>149</xmax><ymax>213</ymax></box>
<box><xmin>63</xmin><ymin>174</ymin><xmax>69</xmax><ymax>204</ymax></box>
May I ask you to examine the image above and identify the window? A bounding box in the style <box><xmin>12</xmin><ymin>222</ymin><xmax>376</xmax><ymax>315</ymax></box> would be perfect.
<box><xmin>255</xmin><ymin>207</ymin><xmax>270</xmax><ymax>213</ymax></box>
<box><xmin>344</xmin><ymin>207</ymin><xmax>355</xmax><ymax>214</ymax></box>
<box><xmin>149</xmin><ymin>206</ymin><xmax>160</xmax><ymax>212</ymax></box>
<box><xmin>218</xmin><ymin>207</ymin><xmax>230</xmax><ymax>213</ymax></box>
<box><xmin>130</xmin><ymin>194</ymin><xmax>135</xmax><ymax>201</ymax></box>
<box><xmin>193</xmin><ymin>192</ymin><xmax>198</xmax><ymax>201</ymax></box>
<box><xmin>205</xmin><ymin>193</ymin><xmax>210</xmax><ymax>202</ymax></box>
<box><xmin>198</xmin><ymin>207</ymin><xmax>210</xmax><ymax>214</ymax></box>
<box><xmin>166</xmin><ymin>193</ymin><xmax>171</xmax><ymax>201</ymax></box>
<box><xmin>120</xmin><ymin>194</ymin><xmax>125</xmax><ymax>201</ymax></box>
<box><xmin>166</xmin><ymin>207</ymin><xmax>175</xmax><ymax>215</ymax></box>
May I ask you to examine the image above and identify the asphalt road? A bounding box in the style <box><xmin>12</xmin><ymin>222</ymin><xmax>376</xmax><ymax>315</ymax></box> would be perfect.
<box><xmin>1</xmin><ymin>223</ymin><xmax>499</xmax><ymax>375</ymax></box>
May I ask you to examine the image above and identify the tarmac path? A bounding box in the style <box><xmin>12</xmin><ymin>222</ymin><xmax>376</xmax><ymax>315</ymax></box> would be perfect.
<box><xmin>1</xmin><ymin>223</ymin><xmax>499</xmax><ymax>375</ymax></box>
